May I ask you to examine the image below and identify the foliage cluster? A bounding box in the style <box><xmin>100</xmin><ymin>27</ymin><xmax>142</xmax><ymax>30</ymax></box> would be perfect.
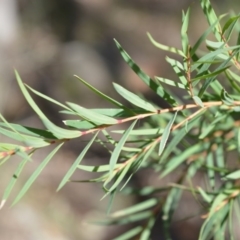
<box><xmin>1</xmin><ymin>0</ymin><xmax>240</xmax><ymax>239</ymax></box>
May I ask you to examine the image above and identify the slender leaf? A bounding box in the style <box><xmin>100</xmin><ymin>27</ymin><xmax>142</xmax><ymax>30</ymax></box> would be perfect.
<box><xmin>114</xmin><ymin>40</ymin><xmax>177</xmax><ymax>106</ymax></box>
<box><xmin>78</xmin><ymin>164</ymin><xmax>121</xmax><ymax>173</ymax></box>
<box><xmin>106</xmin><ymin>162</ymin><xmax>132</xmax><ymax>193</ymax></box>
<box><xmin>0</xmin><ymin>127</ymin><xmax>51</xmax><ymax>148</ymax></box>
<box><xmin>147</xmin><ymin>32</ymin><xmax>186</xmax><ymax>57</ymax></box>
<box><xmin>63</xmin><ymin>120</ymin><xmax>98</xmax><ymax>129</ymax></box>
<box><xmin>74</xmin><ymin>75</ymin><xmax>125</xmax><ymax>108</ymax></box>
<box><xmin>191</xmin><ymin>18</ymin><xmax>222</xmax><ymax>56</ymax></box>
<box><xmin>159</xmin><ymin>111</ymin><xmax>178</xmax><ymax>156</ymax></box>
<box><xmin>108</xmin><ymin>120</ymin><xmax>138</xmax><ymax>178</ymax></box>
<box><xmin>198</xmin><ymin>187</ymin><xmax>213</xmax><ymax>203</ymax></box>
<box><xmin>26</xmin><ymin>85</ymin><xmax>73</xmax><ymax>112</ymax></box>
<box><xmin>166</xmin><ymin>57</ymin><xmax>188</xmax><ymax>87</ymax></box>
<box><xmin>155</xmin><ymin>77</ymin><xmax>186</xmax><ymax>89</ymax></box>
<box><xmin>67</xmin><ymin>102</ymin><xmax>118</xmax><ymax>125</ymax></box>
<box><xmin>57</xmin><ymin>132</ymin><xmax>98</xmax><ymax>191</ymax></box>
<box><xmin>206</xmin><ymin>151</ymin><xmax>215</xmax><ymax>189</ymax></box>
<box><xmin>198</xmin><ymin>52</ymin><xmax>237</xmax><ymax>97</ymax></box>
<box><xmin>193</xmin><ymin>96</ymin><xmax>204</xmax><ymax>107</ymax></box>
<box><xmin>139</xmin><ymin>215</ymin><xmax>155</xmax><ymax>240</ymax></box>
<box><xmin>160</xmin><ymin>112</ymin><xmax>202</xmax><ymax>163</ymax></box>
<box><xmin>181</xmin><ymin>8</ymin><xmax>190</xmax><ymax>58</ymax></box>
<box><xmin>113</xmin><ymin>226</ymin><xmax>142</xmax><ymax>240</ymax></box>
<box><xmin>200</xmin><ymin>0</ymin><xmax>222</xmax><ymax>41</ymax></box>
<box><xmin>0</xmin><ymin>122</ymin><xmax>57</xmax><ymax>139</ymax></box>
<box><xmin>161</xmin><ymin>143</ymin><xmax>203</xmax><ymax>177</ymax></box>
<box><xmin>222</xmin><ymin>15</ymin><xmax>240</xmax><ymax>41</ymax></box>
<box><xmin>12</xmin><ymin>143</ymin><xmax>64</xmax><ymax>205</ymax></box>
<box><xmin>224</xmin><ymin>170</ymin><xmax>240</xmax><ymax>180</ymax></box>
<box><xmin>113</xmin><ymin>83</ymin><xmax>156</xmax><ymax>112</ymax></box>
<box><xmin>112</xmin><ymin>198</ymin><xmax>157</xmax><ymax>217</ymax></box>
<box><xmin>15</xmin><ymin>71</ymin><xmax>81</xmax><ymax>139</ymax></box>
<box><xmin>1</xmin><ymin>156</ymin><xmax>29</xmax><ymax>208</ymax></box>
<box><xmin>162</xmin><ymin>188</ymin><xmax>182</xmax><ymax>238</ymax></box>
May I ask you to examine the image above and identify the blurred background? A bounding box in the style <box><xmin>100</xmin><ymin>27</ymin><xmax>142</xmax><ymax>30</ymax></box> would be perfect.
<box><xmin>0</xmin><ymin>0</ymin><xmax>239</xmax><ymax>239</ymax></box>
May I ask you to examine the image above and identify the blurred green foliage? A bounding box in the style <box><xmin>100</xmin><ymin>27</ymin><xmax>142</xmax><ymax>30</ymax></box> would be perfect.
<box><xmin>2</xmin><ymin>0</ymin><xmax>240</xmax><ymax>239</ymax></box>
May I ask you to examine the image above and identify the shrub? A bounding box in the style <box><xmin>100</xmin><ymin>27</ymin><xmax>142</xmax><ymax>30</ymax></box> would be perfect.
<box><xmin>1</xmin><ymin>0</ymin><xmax>240</xmax><ymax>239</ymax></box>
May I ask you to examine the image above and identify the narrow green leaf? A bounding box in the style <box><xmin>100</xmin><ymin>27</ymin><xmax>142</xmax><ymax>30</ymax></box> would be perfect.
<box><xmin>191</xmin><ymin>18</ymin><xmax>221</xmax><ymax>56</ymax></box>
<box><xmin>192</xmin><ymin>66</ymin><xmax>230</xmax><ymax>82</ymax></box>
<box><xmin>67</xmin><ymin>102</ymin><xmax>118</xmax><ymax>125</ymax></box>
<box><xmin>12</xmin><ymin>143</ymin><xmax>64</xmax><ymax>206</ymax></box>
<box><xmin>228</xmin><ymin>200</ymin><xmax>235</xmax><ymax>240</ymax></box>
<box><xmin>160</xmin><ymin>113</ymin><xmax>202</xmax><ymax>163</ymax></box>
<box><xmin>222</xmin><ymin>15</ymin><xmax>240</xmax><ymax>41</ymax></box>
<box><xmin>193</xmin><ymin>96</ymin><xmax>204</xmax><ymax>107</ymax></box>
<box><xmin>57</xmin><ymin>132</ymin><xmax>98</xmax><ymax>191</ymax></box>
<box><xmin>1</xmin><ymin>156</ymin><xmax>29</xmax><ymax>208</ymax></box>
<box><xmin>61</xmin><ymin>108</ymin><xmax>139</xmax><ymax>118</ymax></box>
<box><xmin>15</xmin><ymin>148</ymin><xmax>32</xmax><ymax>162</ymax></box>
<box><xmin>0</xmin><ymin>155</ymin><xmax>10</xmax><ymax>166</ymax></box>
<box><xmin>224</xmin><ymin>170</ymin><xmax>240</xmax><ymax>180</ymax></box>
<box><xmin>113</xmin><ymin>83</ymin><xmax>156</xmax><ymax>112</ymax></box>
<box><xmin>207</xmin><ymin>191</ymin><xmax>229</xmax><ymax>221</ymax></box>
<box><xmin>132</xmin><ymin>141</ymin><xmax>158</xmax><ymax>174</ymax></box>
<box><xmin>108</xmin><ymin>120</ymin><xmax>138</xmax><ymax>178</ymax></box>
<box><xmin>63</xmin><ymin>120</ymin><xmax>98</xmax><ymax>129</ymax></box>
<box><xmin>225</xmin><ymin>70</ymin><xmax>240</xmax><ymax>93</ymax></box>
<box><xmin>0</xmin><ymin>127</ymin><xmax>50</xmax><ymax>148</ymax></box>
<box><xmin>181</xmin><ymin>8</ymin><xmax>190</xmax><ymax>57</ymax></box>
<box><xmin>106</xmin><ymin>162</ymin><xmax>132</xmax><ymax>193</ymax></box>
<box><xmin>0</xmin><ymin>122</ymin><xmax>56</xmax><ymax>139</ymax></box>
<box><xmin>0</xmin><ymin>143</ymin><xmax>26</xmax><ymax>152</ymax></box>
<box><xmin>113</xmin><ymin>226</ymin><xmax>142</xmax><ymax>240</ymax></box>
<box><xmin>139</xmin><ymin>215</ymin><xmax>155</xmax><ymax>240</ymax></box>
<box><xmin>166</xmin><ymin>57</ymin><xmax>188</xmax><ymax>87</ymax></box>
<box><xmin>200</xmin><ymin>0</ymin><xmax>222</xmax><ymax>41</ymax></box>
<box><xmin>198</xmin><ymin>52</ymin><xmax>236</xmax><ymax>97</ymax></box>
<box><xmin>206</xmin><ymin>40</ymin><xmax>225</xmax><ymax>49</ymax></box>
<box><xmin>71</xmin><ymin>173</ymin><xmax>108</xmax><ymax>184</ymax></box>
<box><xmin>114</xmin><ymin>40</ymin><xmax>177</xmax><ymax>106</ymax></box>
<box><xmin>198</xmin><ymin>187</ymin><xmax>212</xmax><ymax>203</ymax></box>
<box><xmin>162</xmin><ymin>188</ymin><xmax>182</xmax><ymax>238</ymax></box>
<box><xmin>78</xmin><ymin>164</ymin><xmax>121</xmax><ymax>173</ymax></box>
<box><xmin>206</xmin><ymin>152</ymin><xmax>215</xmax><ymax>189</ymax></box>
<box><xmin>155</xmin><ymin>77</ymin><xmax>186</xmax><ymax>89</ymax></box>
<box><xmin>15</xmin><ymin>71</ymin><xmax>81</xmax><ymax>139</ymax></box>
<box><xmin>161</xmin><ymin>143</ymin><xmax>203</xmax><ymax>177</ymax></box>
<box><xmin>112</xmin><ymin>128</ymin><xmax>163</xmax><ymax>136</ymax></box>
<box><xmin>199</xmin><ymin>205</ymin><xmax>229</xmax><ymax>240</ymax></box>
<box><xmin>199</xmin><ymin>113</ymin><xmax>227</xmax><ymax>139</ymax></box>
<box><xmin>91</xmin><ymin>108</ymin><xmax>138</xmax><ymax>117</ymax></box>
<box><xmin>215</xmin><ymin>144</ymin><xmax>225</xmax><ymax>176</ymax></box>
<box><xmin>74</xmin><ymin>75</ymin><xmax>124</xmax><ymax>108</ymax></box>
<box><xmin>221</xmin><ymin>88</ymin><xmax>234</xmax><ymax>105</ymax></box>
<box><xmin>94</xmin><ymin>211</ymin><xmax>153</xmax><ymax>225</ymax></box>
<box><xmin>0</xmin><ymin>113</ymin><xmax>21</xmax><ymax>136</ymax></box>
<box><xmin>191</xmin><ymin>46</ymin><xmax>239</xmax><ymax>72</ymax></box>
<box><xmin>107</xmin><ymin>189</ymin><xmax>117</xmax><ymax>215</ymax></box>
<box><xmin>159</xmin><ymin>111</ymin><xmax>178</xmax><ymax>156</ymax></box>
<box><xmin>112</xmin><ymin>198</ymin><xmax>157</xmax><ymax>218</ymax></box>
<box><xmin>147</xmin><ymin>32</ymin><xmax>186</xmax><ymax>57</ymax></box>
<box><xmin>26</xmin><ymin>85</ymin><xmax>73</xmax><ymax>112</ymax></box>
<box><xmin>123</xmin><ymin>186</ymin><xmax>169</xmax><ymax>196</ymax></box>
<box><xmin>119</xmin><ymin>174</ymin><xmax>134</xmax><ymax>192</ymax></box>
